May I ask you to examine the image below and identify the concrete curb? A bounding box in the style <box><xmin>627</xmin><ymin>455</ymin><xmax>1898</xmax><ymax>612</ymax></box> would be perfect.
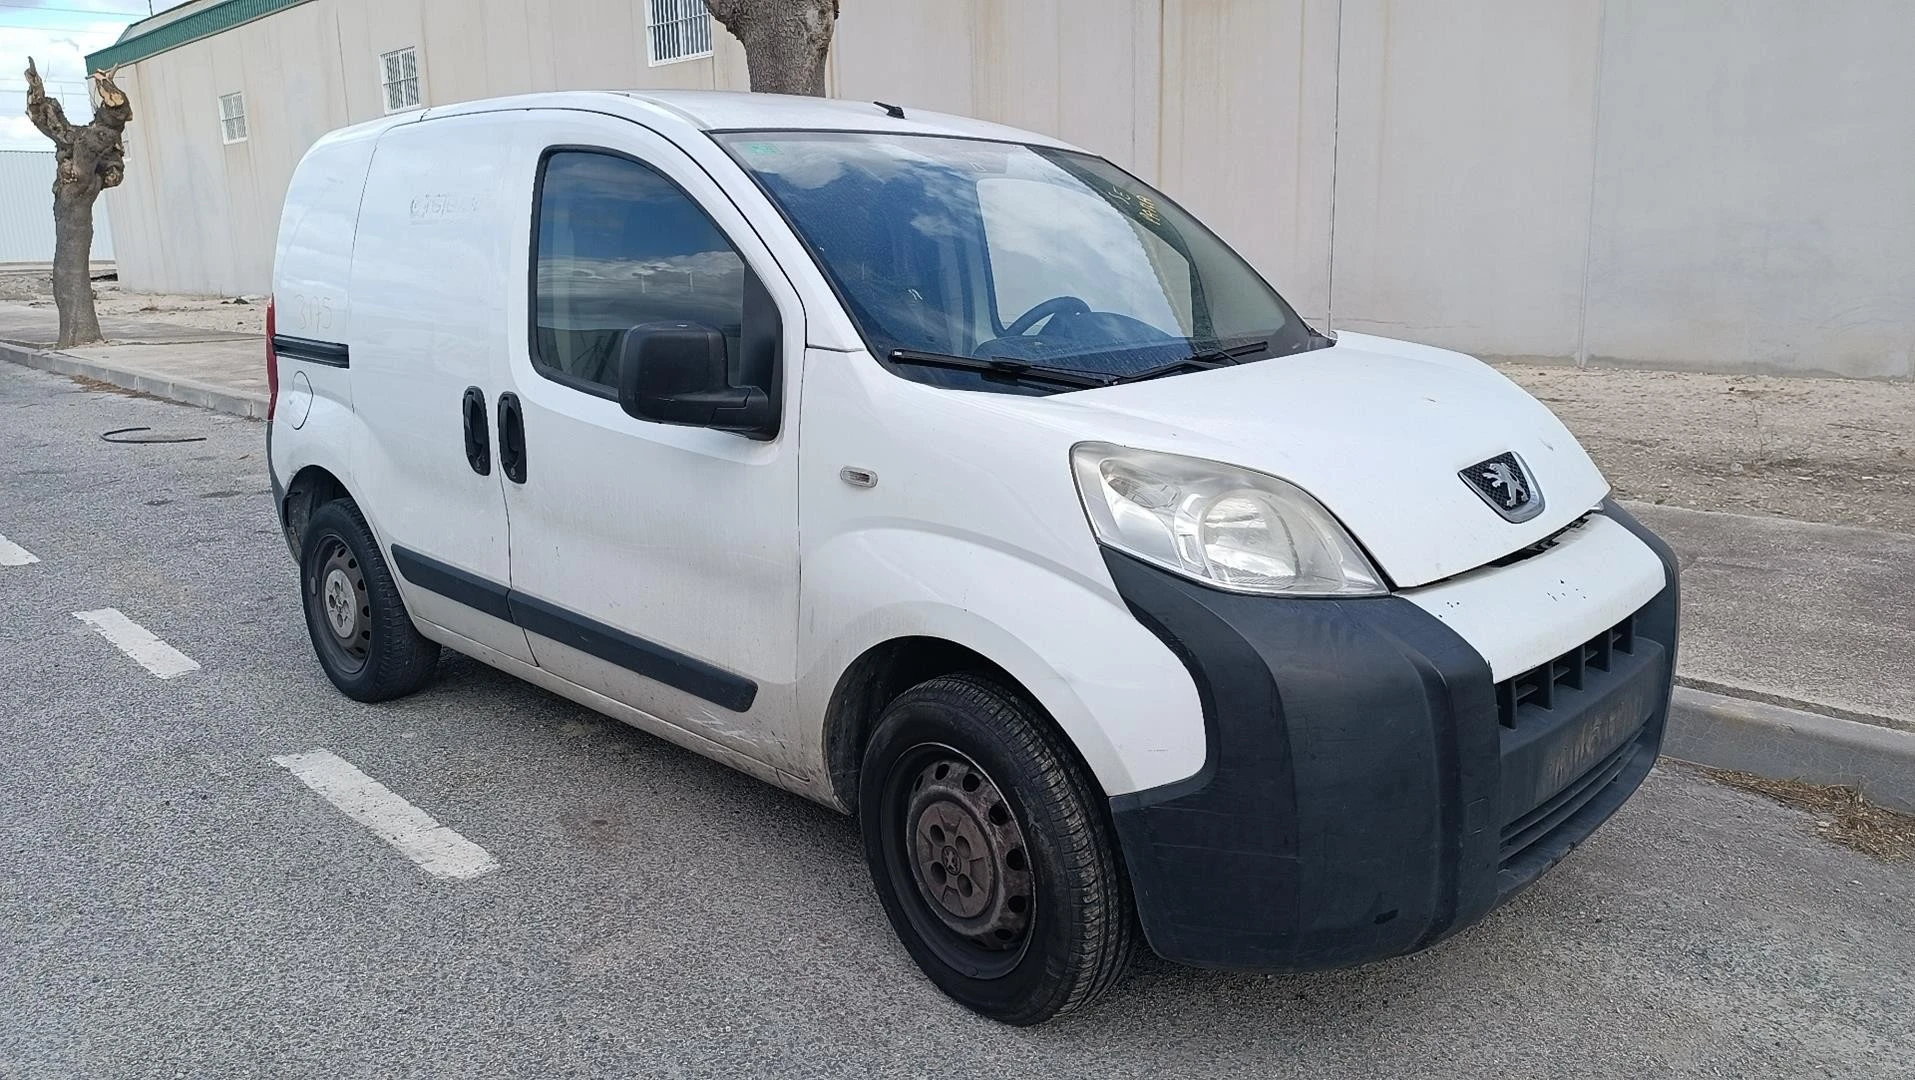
<box><xmin>0</xmin><ymin>339</ymin><xmax>267</xmax><ymax>420</ymax></box>
<box><xmin>1665</xmin><ymin>686</ymin><xmax>1915</xmax><ymax>814</ymax></box>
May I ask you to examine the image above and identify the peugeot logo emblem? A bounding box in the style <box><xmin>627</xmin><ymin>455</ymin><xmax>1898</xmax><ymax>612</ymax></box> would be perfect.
<box><xmin>1461</xmin><ymin>452</ymin><xmax>1545</xmax><ymax>523</ymax></box>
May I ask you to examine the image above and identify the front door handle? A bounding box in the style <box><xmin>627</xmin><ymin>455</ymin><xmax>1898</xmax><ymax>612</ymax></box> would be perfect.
<box><xmin>462</xmin><ymin>386</ymin><xmax>491</xmax><ymax>476</ymax></box>
<box><xmin>497</xmin><ymin>392</ymin><xmax>526</xmax><ymax>484</ymax></box>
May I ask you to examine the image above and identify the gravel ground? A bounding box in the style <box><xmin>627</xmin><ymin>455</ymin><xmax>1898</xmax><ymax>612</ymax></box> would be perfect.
<box><xmin>0</xmin><ymin>269</ymin><xmax>265</xmax><ymax>337</ymax></box>
<box><xmin>1502</xmin><ymin>364</ymin><xmax>1915</xmax><ymax>534</ymax></box>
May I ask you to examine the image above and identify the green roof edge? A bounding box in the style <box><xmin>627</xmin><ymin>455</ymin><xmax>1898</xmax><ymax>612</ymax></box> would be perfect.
<box><xmin>85</xmin><ymin>0</ymin><xmax>318</xmax><ymax>72</ymax></box>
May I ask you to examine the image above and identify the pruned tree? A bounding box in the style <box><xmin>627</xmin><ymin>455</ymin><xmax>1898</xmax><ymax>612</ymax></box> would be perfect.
<box><xmin>706</xmin><ymin>0</ymin><xmax>841</xmax><ymax>97</ymax></box>
<box><xmin>24</xmin><ymin>58</ymin><xmax>132</xmax><ymax>349</ymax></box>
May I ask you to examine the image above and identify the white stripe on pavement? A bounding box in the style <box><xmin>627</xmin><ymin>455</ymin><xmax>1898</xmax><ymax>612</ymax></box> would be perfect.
<box><xmin>271</xmin><ymin>749</ymin><xmax>501</xmax><ymax>881</ymax></box>
<box><xmin>0</xmin><ymin>535</ymin><xmax>40</xmax><ymax>567</ymax></box>
<box><xmin>72</xmin><ymin>608</ymin><xmax>200</xmax><ymax>679</ymax></box>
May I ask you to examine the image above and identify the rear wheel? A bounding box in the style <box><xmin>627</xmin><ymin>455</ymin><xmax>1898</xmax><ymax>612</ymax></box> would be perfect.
<box><xmin>859</xmin><ymin>674</ymin><xmax>1135</xmax><ymax>1025</ymax></box>
<box><xmin>299</xmin><ymin>499</ymin><xmax>439</xmax><ymax>702</ymax></box>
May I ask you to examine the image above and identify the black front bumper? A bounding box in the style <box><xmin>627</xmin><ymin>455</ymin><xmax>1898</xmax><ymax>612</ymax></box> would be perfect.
<box><xmin>1106</xmin><ymin>500</ymin><xmax>1679</xmax><ymax>971</ymax></box>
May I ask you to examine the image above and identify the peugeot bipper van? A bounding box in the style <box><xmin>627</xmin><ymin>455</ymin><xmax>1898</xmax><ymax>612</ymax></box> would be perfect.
<box><xmin>268</xmin><ymin>91</ymin><xmax>1679</xmax><ymax>1025</ymax></box>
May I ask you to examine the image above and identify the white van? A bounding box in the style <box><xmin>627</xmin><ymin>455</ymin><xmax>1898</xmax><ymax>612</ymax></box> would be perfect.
<box><xmin>268</xmin><ymin>91</ymin><xmax>1679</xmax><ymax>1024</ymax></box>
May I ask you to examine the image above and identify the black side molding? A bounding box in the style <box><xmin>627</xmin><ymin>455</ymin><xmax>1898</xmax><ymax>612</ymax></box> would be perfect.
<box><xmin>390</xmin><ymin>546</ymin><xmax>513</xmax><ymax>623</ymax></box>
<box><xmin>273</xmin><ymin>335</ymin><xmax>350</xmax><ymax>367</ymax></box>
<box><xmin>507</xmin><ymin>592</ymin><xmax>757</xmax><ymax>713</ymax></box>
<box><xmin>389</xmin><ymin>545</ymin><xmax>758</xmax><ymax>714</ymax></box>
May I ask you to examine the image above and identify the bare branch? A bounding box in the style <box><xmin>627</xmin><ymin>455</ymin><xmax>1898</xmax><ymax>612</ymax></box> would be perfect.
<box><xmin>24</xmin><ymin>57</ymin><xmax>75</xmax><ymax>148</ymax></box>
<box><xmin>90</xmin><ymin>66</ymin><xmax>133</xmax><ymax>129</ymax></box>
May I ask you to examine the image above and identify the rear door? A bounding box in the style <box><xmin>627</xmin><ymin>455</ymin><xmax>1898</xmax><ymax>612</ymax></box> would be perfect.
<box><xmin>498</xmin><ymin>110</ymin><xmax>804</xmax><ymax>770</ymax></box>
<box><xmin>345</xmin><ymin>113</ymin><xmax>533</xmax><ymax>663</ymax></box>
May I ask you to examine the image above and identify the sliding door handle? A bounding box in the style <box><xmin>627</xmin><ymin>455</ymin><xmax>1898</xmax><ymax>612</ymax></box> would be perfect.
<box><xmin>461</xmin><ymin>386</ymin><xmax>490</xmax><ymax>476</ymax></box>
<box><xmin>497</xmin><ymin>392</ymin><xmax>526</xmax><ymax>484</ymax></box>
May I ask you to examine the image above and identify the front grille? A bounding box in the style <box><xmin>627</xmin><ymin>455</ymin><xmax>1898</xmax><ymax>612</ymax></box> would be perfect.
<box><xmin>1495</xmin><ymin>614</ymin><xmax>1637</xmax><ymax>728</ymax></box>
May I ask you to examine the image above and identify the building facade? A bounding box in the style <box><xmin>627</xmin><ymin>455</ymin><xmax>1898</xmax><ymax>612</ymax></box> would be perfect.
<box><xmin>90</xmin><ymin>0</ymin><xmax>1915</xmax><ymax>378</ymax></box>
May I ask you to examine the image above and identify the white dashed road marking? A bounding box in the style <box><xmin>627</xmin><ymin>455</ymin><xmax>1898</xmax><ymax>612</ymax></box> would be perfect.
<box><xmin>0</xmin><ymin>535</ymin><xmax>40</xmax><ymax>567</ymax></box>
<box><xmin>272</xmin><ymin>749</ymin><xmax>501</xmax><ymax>881</ymax></box>
<box><xmin>72</xmin><ymin>608</ymin><xmax>200</xmax><ymax>679</ymax></box>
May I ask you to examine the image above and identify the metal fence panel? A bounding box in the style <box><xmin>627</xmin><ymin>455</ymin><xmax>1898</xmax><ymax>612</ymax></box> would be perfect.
<box><xmin>0</xmin><ymin>151</ymin><xmax>115</xmax><ymax>264</ymax></box>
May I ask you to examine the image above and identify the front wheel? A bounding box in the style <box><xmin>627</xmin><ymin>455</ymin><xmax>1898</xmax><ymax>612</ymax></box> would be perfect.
<box><xmin>859</xmin><ymin>674</ymin><xmax>1135</xmax><ymax>1025</ymax></box>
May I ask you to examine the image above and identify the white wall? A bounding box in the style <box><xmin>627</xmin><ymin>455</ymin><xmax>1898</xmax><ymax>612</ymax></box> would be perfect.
<box><xmin>101</xmin><ymin>0</ymin><xmax>1915</xmax><ymax>378</ymax></box>
<box><xmin>1581</xmin><ymin>0</ymin><xmax>1915</xmax><ymax>378</ymax></box>
<box><xmin>1327</xmin><ymin>0</ymin><xmax>1603</xmax><ymax>363</ymax></box>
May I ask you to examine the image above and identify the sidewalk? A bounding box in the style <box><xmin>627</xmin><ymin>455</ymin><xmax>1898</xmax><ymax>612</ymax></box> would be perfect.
<box><xmin>4</xmin><ymin>307</ymin><xmax>1911</xmax><ymax>806</ymax></box>
<box><xmin>1630</xmin><ymin>502</ymin><xmax>1914</xmax><ymax>732</ymax></box>
<box><xmin>0</xmin><ymin>300</ymin><xmax>266</xmax><ymax>417</ymax></box>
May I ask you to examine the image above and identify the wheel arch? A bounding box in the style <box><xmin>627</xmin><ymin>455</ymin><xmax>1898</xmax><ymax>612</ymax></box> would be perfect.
<box><xmin>822</xmin><ymin>635</ymin><xmax>1107</xmax><ymax>816</ymax></box>
<box><xmin>280</xmin><ymin>464</ymin><xmax>352</xmax><ymax>554</ymax></box>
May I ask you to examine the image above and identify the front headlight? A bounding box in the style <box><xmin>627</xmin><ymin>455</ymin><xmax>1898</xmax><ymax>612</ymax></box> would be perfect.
<box><xmin>1071</xmin><ymin>442</ymin><xmax>1386</xmax><ymax>596</ymax></box>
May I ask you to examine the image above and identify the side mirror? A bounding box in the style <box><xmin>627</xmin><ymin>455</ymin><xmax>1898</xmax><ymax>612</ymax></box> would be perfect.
<box><xmin>616</xmin><ymin>321</ymin><xmax>776</xmax><ymax>439</ymax></box>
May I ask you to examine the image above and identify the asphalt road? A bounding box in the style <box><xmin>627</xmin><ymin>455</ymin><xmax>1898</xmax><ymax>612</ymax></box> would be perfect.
<box><xmin>2</xmin><ymin>363</ymin><xmax>1911</xmax><ymax>1079</ymax></box>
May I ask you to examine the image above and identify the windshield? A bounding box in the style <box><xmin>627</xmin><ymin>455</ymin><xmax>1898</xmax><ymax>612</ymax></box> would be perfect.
<box><xmin>717</xmin><ymin>132</ymin><xmax>1318</xmax><ymax>394</ymax></box>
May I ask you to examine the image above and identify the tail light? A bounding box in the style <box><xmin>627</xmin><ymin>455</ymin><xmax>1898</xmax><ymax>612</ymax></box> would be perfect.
<box><xmin>265</xmin><ymin>298</ymin><xmax>278</xmax><ymax>421</ymax></box>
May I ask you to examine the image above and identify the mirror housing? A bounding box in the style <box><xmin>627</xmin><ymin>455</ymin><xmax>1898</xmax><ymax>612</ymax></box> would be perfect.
<box><xmin>616</xmin><ymin>321</ymin><xmax>777</xmax><ymax>439</ymax></box>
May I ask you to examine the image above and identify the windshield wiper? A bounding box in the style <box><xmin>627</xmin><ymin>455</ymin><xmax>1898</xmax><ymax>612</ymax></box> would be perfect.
<box><xmin>1109</xmin><ymin>339</ymin><xmax>1269</xmax><ymax>385</ymax></box>
<box><xmin>890</xmin><ymin>349</ymin><xmax>1115</xmax><ymax>390</ymax></box>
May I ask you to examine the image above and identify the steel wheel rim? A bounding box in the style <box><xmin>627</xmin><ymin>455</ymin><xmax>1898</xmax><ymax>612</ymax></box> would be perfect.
<box><xmin>310</xmin><ymin>535</ymin><xmax>370</xmax><ymax>675</ymax></box>
<box><xmin>883</xmin><ymin>742</ymin><xmax>1036</xmax><ymax>979</ymax></box>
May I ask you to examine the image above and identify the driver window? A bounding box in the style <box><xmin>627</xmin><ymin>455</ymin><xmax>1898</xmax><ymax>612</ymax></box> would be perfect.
<box><xmin>533</xmin><ymin>150</ymin><xmax>746</xmax><ymax>394</ymax></box>
<box><xmin>976</xmin><ymin>177</ymin><xmax>1191</xmax><ymax>336</ymax></box>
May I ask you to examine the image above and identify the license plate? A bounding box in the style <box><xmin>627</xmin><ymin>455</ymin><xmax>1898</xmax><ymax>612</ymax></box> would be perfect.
<box><xmin>1537</xmin><ymin>677</ymin><xmax>1656</xmax><ymax>796</ymax></box>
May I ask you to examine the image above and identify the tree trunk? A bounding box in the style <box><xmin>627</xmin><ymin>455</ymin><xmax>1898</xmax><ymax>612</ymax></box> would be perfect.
<box><xmin>707</xmin><ymin>0</ymin><xmax>840</xmax><ymax>97</ymax></box>
<box><xmin>51</xmin><ymin>189</ymin><xmax>102</xmax><ymax>347</ymax></box>
<box><xmin>24</xmin><ymin>58</ymin><xmax>132</xmax><ymax>349</ymax></box>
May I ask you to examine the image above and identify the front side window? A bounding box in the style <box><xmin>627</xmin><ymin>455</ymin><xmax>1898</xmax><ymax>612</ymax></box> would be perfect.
<box><xmin>380</xmin><ymin>47</ymin><xmax>421</xmax><ymax>112</ymax></box>
<box><xmin>531</xmin><ymin>150</ymin><xmax>746</xmax><ymax>394</ymax></box>
<box><xmin>218</xmin><ymin>91</ymin><xmax>247</xmax><ymax>144</ymax></box>
<box><xmin>720</xmin><ymin>132</ymin><xmax>1316</xmax><ymax>394</ymax></box>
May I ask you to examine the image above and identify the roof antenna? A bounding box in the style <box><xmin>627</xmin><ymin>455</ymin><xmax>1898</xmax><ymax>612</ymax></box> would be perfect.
<box><xmin>874</xmin><ymin>100</ymin><xmax>905</xmax><ymax>119</ymax></box>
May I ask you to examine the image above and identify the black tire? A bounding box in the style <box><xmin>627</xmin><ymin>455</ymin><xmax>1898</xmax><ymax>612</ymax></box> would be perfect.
<box><xmin>299</xmin><ymin>498</ymin><xmax>439</xmax><ymax>702</ymax></box>
<box><xmin>859</xmin><ymin>673</ymin><xmax>1135</xmax><ymax>1025</ymax></box>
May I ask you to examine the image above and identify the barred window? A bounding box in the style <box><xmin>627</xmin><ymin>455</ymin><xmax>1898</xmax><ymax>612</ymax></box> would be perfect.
<box><xmin>647</xmin><ymin>0</ymin><xmax>714</xmax><ymax>65</ymax></box>
<box><xmin>218</xmin><ymin>92</ymin><xmax>247</xmax><ymax>144</ymax></box>
<box><xmin>380</xmin><ymin>47</ymin><xmax>421</xmax><ymax>113</ymax></box>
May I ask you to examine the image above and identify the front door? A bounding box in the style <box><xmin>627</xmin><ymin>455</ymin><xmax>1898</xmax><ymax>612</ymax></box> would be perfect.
<box><xmin>499</xmin><ymin>111</ymin><xmax>803</xmax><ymax>772</ymax></box>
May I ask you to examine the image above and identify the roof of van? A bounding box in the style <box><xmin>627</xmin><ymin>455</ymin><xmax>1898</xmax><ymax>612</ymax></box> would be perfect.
<box><xmin>414</xmin><ymin>90</ymin><xmax>1082</xmax><ymax>152</ymax></box>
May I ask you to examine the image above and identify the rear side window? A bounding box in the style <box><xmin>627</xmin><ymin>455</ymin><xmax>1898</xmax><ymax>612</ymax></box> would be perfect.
<box><xmin>531</xmin><ymin>150</ymin><xmax>746</xmax><ymax>394</ymax></box>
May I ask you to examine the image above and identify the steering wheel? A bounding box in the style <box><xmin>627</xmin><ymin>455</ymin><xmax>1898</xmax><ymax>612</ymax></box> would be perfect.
<box><xmin>1004</xmin><ymin>295</ymin><xmax>1092</xmax><ymax>337</ymax></box>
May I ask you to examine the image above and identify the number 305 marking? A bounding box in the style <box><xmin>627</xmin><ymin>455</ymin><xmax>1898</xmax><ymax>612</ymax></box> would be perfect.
<box><xmin>290</xmin><ymin>294</ymin><xmax>335</xmax><ymax>333</ymax></box>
